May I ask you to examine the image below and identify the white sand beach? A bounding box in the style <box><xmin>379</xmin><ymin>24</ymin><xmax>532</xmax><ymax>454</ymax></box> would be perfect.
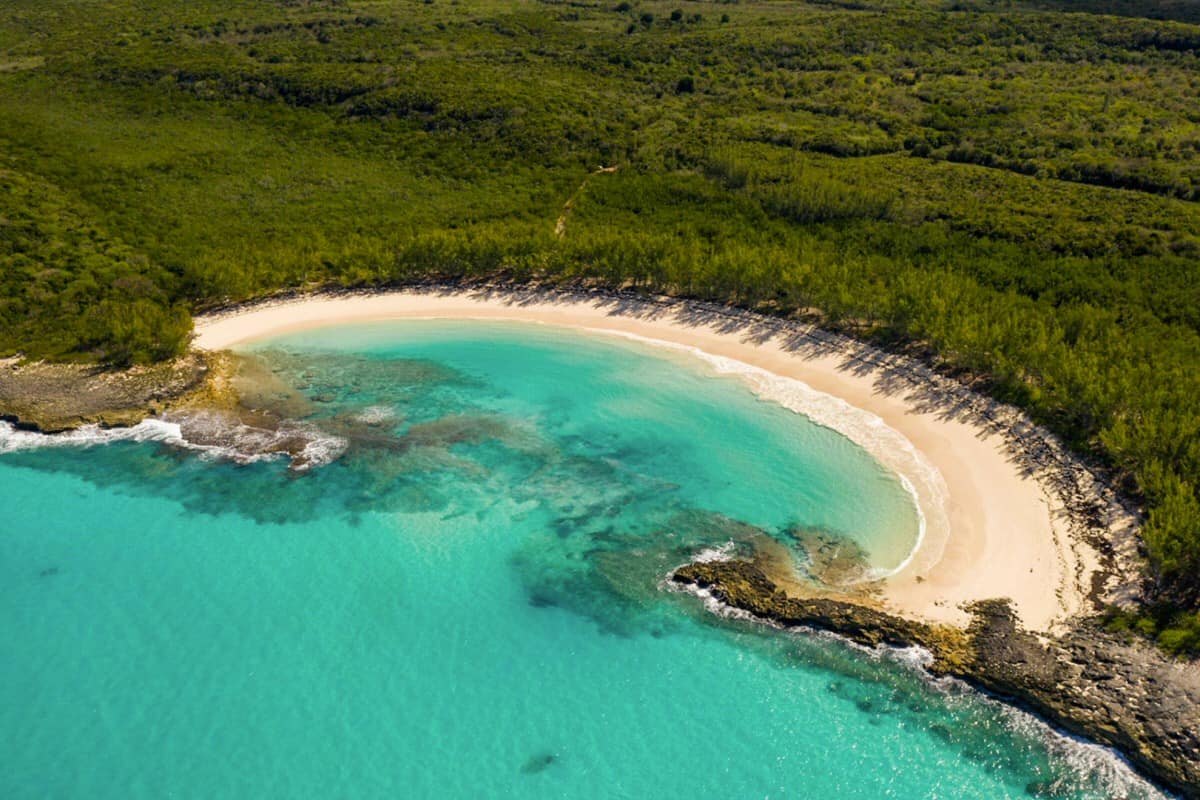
<box><xmin>194</xmin><ymin>289</ymin><xmax>1135</xmax><ymax>632</ymax></box>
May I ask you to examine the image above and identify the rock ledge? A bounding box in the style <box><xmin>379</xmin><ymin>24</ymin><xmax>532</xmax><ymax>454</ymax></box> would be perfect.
<box><xmin>672</xmin><ymin>559</ymin><xmax>1200</xmax><ymax>798</ymax></box>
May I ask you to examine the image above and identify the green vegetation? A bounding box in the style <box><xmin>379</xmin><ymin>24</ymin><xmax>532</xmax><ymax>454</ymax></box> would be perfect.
<box><xmin>1105</xmin><ymin>604</ymin><xmax>1200</xmax><ymax>656</ymax></box>
<box><xmin>1015</xmin><ymin>0</ymin><xmax>1200</xmax><ymax>25</ymax></box>
<box><xmin>0</xmin><ymin>169</ymin><xmax>190</xmax><ymax>365</ymax></box>
<box><xmin>1</xmin><ymin>0</ymin><xmax>1198</xmax><ymax>649</ymax></box>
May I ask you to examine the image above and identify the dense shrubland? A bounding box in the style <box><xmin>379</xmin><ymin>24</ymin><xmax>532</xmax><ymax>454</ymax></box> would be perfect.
<box><xmin>0</xmin><ymin>170</ymin><xmax>191</xmax><ymax>365</ymax></box>
<box><xmin>1</xmin><ymin>0</ymin><xmax>1198</xmax><ymax>650</ymax></box>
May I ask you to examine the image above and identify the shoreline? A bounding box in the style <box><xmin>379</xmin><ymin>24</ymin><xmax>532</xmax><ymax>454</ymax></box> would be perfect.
<box><xmin>7</xmin><ymin>284</ymin><xmax>1194</xmax><ymax>793</ymax></box>
<box><xmin>583</xmin><ymin>325</ymin><xmax>941</xmax><ymax>583</ymax></box>
<box><xmin>193</xmin><ymin>285</ymin><xmax>1143</xmax><ymax>633</ymax></box>
<box><xmin>672</xmin><ymin>558</ymin><xmax>1199</xmax><ymax>797</ymax></box>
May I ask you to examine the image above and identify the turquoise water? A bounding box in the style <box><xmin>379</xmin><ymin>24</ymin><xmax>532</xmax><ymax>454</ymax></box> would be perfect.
<box><xmin>0</xmin><ymin>321</ymin><xmax>1166</xmax><ymax>799</ymax></box>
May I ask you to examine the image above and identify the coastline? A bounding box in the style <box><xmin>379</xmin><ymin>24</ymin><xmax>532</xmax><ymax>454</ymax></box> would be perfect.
<box><xmin>7</xmin><ymin>285</ymin><xmax>1194</xmax><ymax>793</ymax></box>
<box><xmin>0</xmin><ymin>354</ymin><xmax>210</xmax><ymax>434</ymax></box>
<box><xmin>192</xmin><ymin>286</ymin><xmax>1143</xmax><ymax>634</ymax></box>
<box><xmin>672</xmin><ymin>559</ymin><xmax>1200</xmax><ymax>797</ymax></box>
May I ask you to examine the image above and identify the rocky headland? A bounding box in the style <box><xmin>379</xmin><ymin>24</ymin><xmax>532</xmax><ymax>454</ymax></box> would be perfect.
<box><xmin>672</xmin><ymin>558</ymin><xmax>1200</xmax><ymax>798</ymax></box>
<box><xmin>0</xmin><ymin>353</ymin><xmax>211</xmax><ymax>432</ymax></box>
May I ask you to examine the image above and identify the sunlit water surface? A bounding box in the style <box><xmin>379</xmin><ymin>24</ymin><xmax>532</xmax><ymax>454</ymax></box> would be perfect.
<box><xmin>0</xmin><ymin>321</ymin><xmax>1167</xmax><ymax>798</ymax></box>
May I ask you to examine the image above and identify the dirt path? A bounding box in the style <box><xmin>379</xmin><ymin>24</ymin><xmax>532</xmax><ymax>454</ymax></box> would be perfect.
<box><xmin>555</xmin><ymin>164</ymin><xmax>619</xmax><ymax>238</ymax></box>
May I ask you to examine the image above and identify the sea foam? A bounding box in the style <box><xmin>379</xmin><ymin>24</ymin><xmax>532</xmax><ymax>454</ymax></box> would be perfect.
<box><xmin>0</xmin><ymin>418</ymin><xmax>186</xmax><ymax>453</ymax></box>
<box><xmin>0</xmin><ymin>415</ymin><xmax>347</xmax><ymax>471</ymax></box>
<box><xmin>692</xmin><ymin>541</ymin><xmax>737</xmax><ymax>563</ymax></box>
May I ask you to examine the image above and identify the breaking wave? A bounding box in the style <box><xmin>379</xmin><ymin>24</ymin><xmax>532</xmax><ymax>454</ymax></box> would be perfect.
<box><xmin>692</xmin><ymin>541</ymin><xmax>737</xmax><ymax>564</ymax></box>
<box><xmin>0</xmin><ymin>414</ymin><xmax>346</xmax><ymax>471</ymax></box>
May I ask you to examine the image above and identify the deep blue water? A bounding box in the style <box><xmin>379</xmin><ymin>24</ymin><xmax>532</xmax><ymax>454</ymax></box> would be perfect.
<box><xmin>0</xmin><ymin>321</ymin><xmax>1166</xmax><ymax>798</ymax></box>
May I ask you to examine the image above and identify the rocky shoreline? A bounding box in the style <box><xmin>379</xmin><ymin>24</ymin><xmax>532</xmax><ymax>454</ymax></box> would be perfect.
<box><xmin>2</xmin><ymin>283</ymin><xmax>1191</xmax><ymax>793</ymax></box>
<box><xmin>672</xmin><ymin>558</ymin><xmax>1200</xmax><ymax>798</ymax></box>
<box><xmin>0</xmin><ymin>353</ymin><xmax>211</xmax><ymax>433</ymax></box>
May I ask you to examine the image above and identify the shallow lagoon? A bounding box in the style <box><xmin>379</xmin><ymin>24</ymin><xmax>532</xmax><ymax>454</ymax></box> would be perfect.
<box><xmin>0</xmin><ymin>321</ymin><xmax>1166</xmax><ymax>798</ymax></box>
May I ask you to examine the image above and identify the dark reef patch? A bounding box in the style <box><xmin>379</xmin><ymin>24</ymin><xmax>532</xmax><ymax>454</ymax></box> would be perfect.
<box><xmin>520</xmin><ymin>752</ymin><xmax>557</xmax><ymax>774</ymax></box>
<box><xmin>787</xmin><ymin>526</ymin><xmax>872</xmax><ymax>587</ymax></box>
<box><xmin>508</xmin><ymin>510</ymin><xmax>785</xmax><ymax>638</ymax></box>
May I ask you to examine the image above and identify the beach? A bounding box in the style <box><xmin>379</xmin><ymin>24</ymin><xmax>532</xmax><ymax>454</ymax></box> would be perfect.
<box><xmin>193</xmin><ymin>288</ymin><xmax>1138</xmax><ymax>633</ymax></box>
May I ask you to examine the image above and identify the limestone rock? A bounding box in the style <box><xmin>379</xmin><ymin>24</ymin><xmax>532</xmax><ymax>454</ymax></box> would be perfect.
<box><xmin>671</xmin><ymin>559</ymin><xmax>1200</xmax><ymax>797</ymax></box>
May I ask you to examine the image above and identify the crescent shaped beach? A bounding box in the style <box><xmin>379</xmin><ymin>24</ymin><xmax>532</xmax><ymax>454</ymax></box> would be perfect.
<box><xmin>194</xmin><ymin>288</ymin><xmax>1140</xmax><ymax>633</ymax></box>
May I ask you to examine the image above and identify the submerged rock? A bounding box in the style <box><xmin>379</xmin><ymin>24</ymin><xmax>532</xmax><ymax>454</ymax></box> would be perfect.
<box><xmin>520</xmin><ymin>752</ymin><xmax>557</xmax><ymax>774</ymax></box>
<box><xmin>671</xmin><ymin>559</ymin><xmax>1200</xmax><ymax>798</ymax></box>
<box><xmin>788</xmin><ymin>527</ymin><xmax>872</xmax><ymax>587</ymax></box>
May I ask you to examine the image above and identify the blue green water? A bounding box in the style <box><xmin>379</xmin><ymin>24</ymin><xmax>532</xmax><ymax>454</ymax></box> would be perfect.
<box><xmin>0</xmin><ymin>321</ymin><xmax>1166</xmax><ymax>798</ymax></box>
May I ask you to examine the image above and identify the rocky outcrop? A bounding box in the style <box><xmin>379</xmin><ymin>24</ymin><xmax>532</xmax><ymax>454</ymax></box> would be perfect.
<box><xmin>673</xmin><ymin>557</ymin><xmax>955</xmax><ymax>648</ymax></box>
<box><xmin>960</xmin><ymin>600</ymin><xmax>1200</xmax><ymax>799</ymax></box>
<box><xmin>0</xmin><ymin>354</ymin><xmax>210</xmax><ymax>432</ymax></box>
<box><xmin>672</xmin><ymin>559</ymin><xmax>1200</xmax><ymax>798</ymax></box>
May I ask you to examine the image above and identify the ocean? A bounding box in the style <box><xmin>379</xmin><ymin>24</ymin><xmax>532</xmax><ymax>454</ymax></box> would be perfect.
<box><xmin>0</xmin><ymin>320</ymin><xmax>1166</xmax><ymax>798</ymax></box>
